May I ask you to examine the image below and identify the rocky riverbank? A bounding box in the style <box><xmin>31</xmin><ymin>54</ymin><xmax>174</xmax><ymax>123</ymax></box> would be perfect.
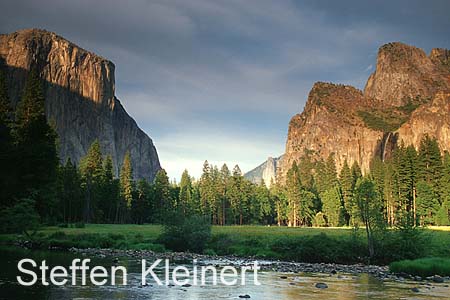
<box><xmin>66</xmin><ymin>247</ymin><xmax>449</xmax><ymax>285</ymax></box>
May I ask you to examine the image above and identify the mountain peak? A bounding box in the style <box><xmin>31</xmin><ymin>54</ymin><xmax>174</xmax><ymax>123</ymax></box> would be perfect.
<box><xmin>364</xmin><ymin>42</ymin><xmax>450</xmax><ymax>107</ymax></box>
<box><xmin>0</xmin><ymin>29</ymin><xmax>160</xmax><ymax>180</ymax></box>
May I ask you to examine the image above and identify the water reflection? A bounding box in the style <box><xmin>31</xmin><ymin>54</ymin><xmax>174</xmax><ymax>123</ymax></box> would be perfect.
<box><xmin>1</xmin><ymin>247</ymin><xmax>448</xmax><ymax>300</ymax></box>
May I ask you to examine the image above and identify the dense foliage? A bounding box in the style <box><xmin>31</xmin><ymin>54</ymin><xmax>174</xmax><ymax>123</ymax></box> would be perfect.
<box><xmin>390</xmin><ymin>257</ymin><xmax>450</xmax><ymax>277</ymax></box>
<box><xmin>0</xmin><ymin>68</ymin><xmax>448</xmax><ymax>239</ymax></box>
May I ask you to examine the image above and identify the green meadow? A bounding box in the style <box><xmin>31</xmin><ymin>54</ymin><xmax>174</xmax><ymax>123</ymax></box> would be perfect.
<box><xmin>2</xmin><ymin>225</ymin><xmax>449</xmax><ymax>268</ymax></box>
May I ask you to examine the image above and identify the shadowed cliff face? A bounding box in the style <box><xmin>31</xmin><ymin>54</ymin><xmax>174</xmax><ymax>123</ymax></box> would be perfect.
<box><xmin>278</xmin><ymin>42</ymin><xmax>450</xmax><ymax>183</ymax></box>
<box><xmin>0</xmin><ymin>29</ymin><xmax>161</xmax><ymax>180</ymax></box>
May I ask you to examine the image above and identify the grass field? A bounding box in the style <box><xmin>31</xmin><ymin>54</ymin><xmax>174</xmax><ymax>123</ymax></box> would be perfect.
<box><xmin>2</xmin><ymin>225</ymin><xmax>449</xmax><ymax>265</ymax></box>
<box><xmin>390</xmin><ymin>257</ymin><xmax>450</xmax><ymax>277</ymax></box>
<box><xmin>38</xmin><ymin>224</ymin><xmax>367</xmax><ymax>238</ymax></box>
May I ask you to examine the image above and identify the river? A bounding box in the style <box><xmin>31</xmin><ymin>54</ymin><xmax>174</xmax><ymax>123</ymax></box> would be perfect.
<box><xmin>1</xmin><ymin>247</ymin><xmax>448</xmax><ymax>300</ymax></box>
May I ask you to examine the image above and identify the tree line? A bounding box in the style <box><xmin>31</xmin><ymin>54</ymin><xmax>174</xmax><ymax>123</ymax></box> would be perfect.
<box><xmin>0</xmin><ymin>68</ymin><xmax>449</xmax><ymax>232</ymax></box>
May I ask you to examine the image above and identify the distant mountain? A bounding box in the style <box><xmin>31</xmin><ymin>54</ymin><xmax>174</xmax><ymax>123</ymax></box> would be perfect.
<box><xmin>0</xmin><ymin>29</ymin><xmax>161</xmax><ymax>180</ymax></box>
<box><xmin>277</xmin><ymin>42</ymin><xmax>450</xmax><ymax>182</ymax></box>
<box><xmin>244</xmin><ymin>156</ymin><xmax>282</xmax><ymax>187</ymax></box>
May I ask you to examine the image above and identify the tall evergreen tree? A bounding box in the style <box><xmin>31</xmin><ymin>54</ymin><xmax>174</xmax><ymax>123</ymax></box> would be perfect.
<box><xmin>179</xmin><ymin>169</ymin><xmax>193</xmax><ymax>216</ymax></box>
<box><xmin>354</xmin><ymin>177</ymin><xmax>383</xmax><ymax>260</ymax></box>
<box><xmin>340</xmin><ymin>159</ymin><xmax>354</xmax><ymax>225</ymax></box>
<box><xmin>254</xmin><ymin>180</ymin><xmax>273</xmax><ymax>224</ymax></box>
<box><xmin>229</xmin><ymin>165</ymin><xmax>246</xmax><ymax>225</ymax></box>
<box><xmin>80</xmin><ymin>140</ymin><xmax>104</xmax><ymax>222</ymax></box>
<box><xmin>436</xmin><ymin>152</ymin><xmax>450</xmax><ymax>225</ymax></box>
<box><xmin>131</xmin><ymin>179</ymin><xmax>151</xmax><ymax>224</ymax></box>
<box><xmin>395</xmin><ymin>145</ymin><xmax>418</xmax><ymax>224</ymax></box>
<box><xmin>14</xmin><ymin>68</ymin><xmax>58</xmax><ymax>220</ymax></box>
<box><xmin>199</xmin><ymin>160</ymin><xmax>214</xmax><ymax>217</ymax></box>
<box><xmin>102</xmin><ymin>155</ymin><xmax>120</xmax><ymax>222</ymax></box>
<box><xmin>418</xmin><ymin>135</ymin><xmax>443</xmax><ymax>197</ymax></box>
<box><xmin>286</xmin><ymin>162</ymin><xmax>301</xmax><ymax>226</ymax></box>
<box><xmin>152</xmin><ymin>169</ymin><xmax>172</xmax><ymax>222</ymax></box>
<box><xmin>321</xmin><ymin>186</ymin><xmax>344</xmax><ymax>227</ymax></box>
<box><xmin>416</xmin><ymin>181</ymin><xmax>440</xmax><ymax>225</ymax></box>
<box><xmin>218</xmin><ymin>164</ymin><xmax>231</xmax><ymax>225</ymax></box>
<box><xmin>56</xmin><ymin>158</ymin><xmax>82</xmax><ymax>223</ymax></box>
<box><xmin>120</xmin><ymin>152</ymin><xmax>134</xmax><ymax>209</ymax></box>
<box><xmin>0</xmin><ymin>68</ymin><xmax>15</xmax><ymax>208</ymax></box>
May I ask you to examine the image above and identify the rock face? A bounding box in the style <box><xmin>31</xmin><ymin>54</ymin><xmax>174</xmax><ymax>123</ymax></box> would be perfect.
<box><xmin>244</xmin><ymin>156</ymin><xmax>282</xmax><ymax>187</ymax></box>
<box><xmin>397</xmin><ymin>92</ymin><xmax>450</xmax><ymax>152</ymax></box>
<box><xmin>278</xmin><ymin>42</ymin><xmax>450</xmax><ymax>182</ymax></box>
<box><xmin>0</xmin><ymin>29</ymin><xmax>161</xmax><ymax>180</ymax></box>
<box><xmin>364</xmin><ymin>42</ymin><xmax>450</xmax><ymax>107</ymax></box>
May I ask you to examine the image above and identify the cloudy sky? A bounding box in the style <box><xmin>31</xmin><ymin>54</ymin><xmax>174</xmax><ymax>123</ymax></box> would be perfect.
<box><xmin>1</xmin><ymin>0</ymin><xmax>449</xmax><ymax>180</ymax></box>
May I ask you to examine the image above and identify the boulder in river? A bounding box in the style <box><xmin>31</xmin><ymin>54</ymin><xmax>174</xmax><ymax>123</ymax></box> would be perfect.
<box><xmin>315</xmin><ymin>282</ymin><xmax>328</xmax><ymax>289</ymax></box>
<box><xmin>432</xmin><ymin>275</ymin><xmax>444</xmax><ymax>283</ymax></box>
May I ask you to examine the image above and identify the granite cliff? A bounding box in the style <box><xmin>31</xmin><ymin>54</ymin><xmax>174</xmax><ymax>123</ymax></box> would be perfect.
<box><xmin>0</xmin><ymin>29</ymin><xmax>161</xmax><ymax>180</ymax></box>
<box><xmin>277</xmin><ymin>42</ymin><xmax>450</xmax><ymax>182</ymax></box>
<box><xmin>244</xmin><ymin>156</ymin><xmax>282</xmax><ymax>187</ymax></box>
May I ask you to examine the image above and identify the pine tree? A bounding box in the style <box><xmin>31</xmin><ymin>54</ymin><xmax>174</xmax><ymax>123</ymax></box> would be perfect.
<box><xmin>80</xmin><ymin>140</ymin><xmax>104</xmax><ymax>222</ymax></box>
<box><xmin>395</xmin><ymin>145</ymin><xmax>418</xmax><ymax>224</ymax></box>
<box><xmin>102</xmin><ymin>155</ymin><xmax>120</xmax><ymax>222</ymax></box>
<box><xmin>210</xmin><ymin>165</ymin><xmax>221</xmax><ymax>224</ymax></box>
<box><xmin>131</xmin><ymin>179</ymin><xmax>151</xmax><ymax>224</ymax></box>
<box><xmin>0</xmin><ymin>68</ymin><xmax>15</xmax><ymax>208</ymax></box>
<box><xmin>285</xmin><ymin>162</ymin><xmax>314</xmax><ymax>226</ymax></box>
<box><xmin>199</xmin><ymin>160</ymin><xmax>213</xmax><ymax>217</ymax></box>
<box><xmin>152</xmin><ymin>169</ymin><xmax>172</xmax><ymax>223</ymax></box>
<box><xmin>179</xmin><ymin>169</ymin><xmax>193</xmax><ymax>216</ymax></box>
<box><xmin>56</xmin><ymin>158</ymin><xmax>82</xmax><ymax>223</ymax></box>
<box><xmin>340</xmin><ymin>159</ymin><xmax>353</xmax><ymax>225</ymax></box>
<box><xmin>229</xmin><ymin>165</ymin><xmax>246</xmax><ymax>225</ymax></box>
<box><xmin>416</xmin><ymin>181</ymin><xmax>439</xmax><ymax>225</ymax></box>
<box><xmin>14</xmin><ymin>68</ymin><xmax>58</xmax><ymax>220</ymax></box>
<box><xmin>436</xmin><ymin>152</ymin><xmax>450</xmax><ymax>225</ymax></box>
<box><xmin>321</xmin><ymin>186</ymin><xmax>344</xmax><ymax>227</ymax></box>
<box><xmin>351</xmin><ymin>161</ymin><xmax>362</xmax><ymax>188</ymax></box>
<box><xmin>315</xmin><ymin>154</ymin><xmax>338</xmax><ymax>194</ymax></box>
<box><xmin>120</xmin><ymin>152</ymin><xmax>134</xmax><ymax>209</ymax></box>
<box><xmin>218</xmin><ymin>164</ymin><xmax>231</xmax><ymax>225</ymax></box>
<box><xmin>286</xmin><ymin>162</ymin><xmax>301</xmax><ymax>226</ymax></box>
<box><xmin>383</xmin><ymin>161</ymin><xmax>398</xmax><ymax>226</ymax></box>
<box><xmin>354</xmin><ymin>177</ymin><xmax>383</xmax><ymax>260</ymax></box>
<box><xmin>298</xmin><ymin>150</ymin><xmax>316</xmax><ymax>191</ymax></box>
<box><xmin>418</xmin><ymin>135</ymin><xmax>443</xmax><ymax>198</ymax></box>
<box><xmin>254</xmin><ymin>180</ymin><xmax>273</xmax><ymax>224</ymax></box>
<box><xmin>271</xmin><ymin>182</ymin><xmax>288</xmax><ymax>226</ymax></box>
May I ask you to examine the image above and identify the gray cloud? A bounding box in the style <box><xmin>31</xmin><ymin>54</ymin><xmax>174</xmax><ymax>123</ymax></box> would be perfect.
<box><xmin>1</xmin><ymin>0</ymin><xmax>449</xmax><ymax>178</ymax></box>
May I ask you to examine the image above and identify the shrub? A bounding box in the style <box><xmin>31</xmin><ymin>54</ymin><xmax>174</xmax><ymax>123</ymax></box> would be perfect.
<box><xmin>314</xmin><ymin>212</ymin><xmax>327</xmax><ymax>227</ymax></box>
<box><xmin>207</xmin><ymin>233</ymin><xmax>235</xmax><ymax>255</ymax></box>
<box><xmin>158</xmin><ymin>213</ymin><xmax>211</xmax><ymax>253</ymax></box>
<box><xmin>0</xmin><ymin>198</ymin><xmax>40</xmax><ymax>234</ymax></box>
<box><xmin>49</xmin><ymin>231</ymin><xmax>67</xmax><ymax>239</ymax></box>
<box><xmin>74</xmin><ymin>222</ymin><xmax>85</xmax><ymax>228</ymax></box>
<box><xmin>390</xmin><ymin>258</ymin><xmax>450</xmax><ymax>277</ymax></box>
<box><xmin>375</xmin><ymin>220</ymin><xmax>429</xmax><ymax>263</ymax></box>
<box><xmin>203</xmin><ymin>248</ymin><xmax>217</xmax><ymax>256</ymax></box>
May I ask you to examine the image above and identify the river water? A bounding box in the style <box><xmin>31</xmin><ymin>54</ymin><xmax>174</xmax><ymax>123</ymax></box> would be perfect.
<box><xmin>1</xmin><ymin>247</ymin><xmax>448</xmax><ymax>300</ymax></box>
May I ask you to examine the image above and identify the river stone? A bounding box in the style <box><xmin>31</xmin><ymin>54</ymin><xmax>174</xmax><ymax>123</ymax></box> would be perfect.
<box><xmin>432</xmin><ymin>275</ymin><xmax>444</xmax><ymax>283</ymax></box>
<box><xmin>315</xmin><ymin>283</ymin><xmax>328</xmax><ymax>289</ymax></box>
<box><xmin>411</xmin><ymin>287</ymin><xmax>420</xmax><ymax>293</ymax></box>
